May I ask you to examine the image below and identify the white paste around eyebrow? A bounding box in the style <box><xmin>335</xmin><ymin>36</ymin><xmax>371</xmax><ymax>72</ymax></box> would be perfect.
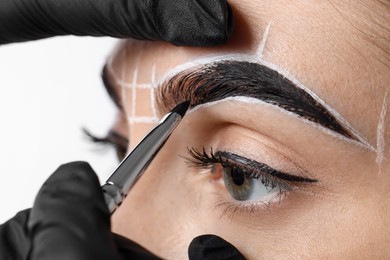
<box><xmin>186</xmin><ymin>96</ymin><xmax>374</xmax><ymax>151</ymax></box>
<box><xmin>376</xmin><ymin>91</ymin><xmax>388</xmax><ymax>174</ymax></box>
<box><xmin>157</xmin><ymin>53</ymin><xmax>375</xmax><ymax>151</ymax></box>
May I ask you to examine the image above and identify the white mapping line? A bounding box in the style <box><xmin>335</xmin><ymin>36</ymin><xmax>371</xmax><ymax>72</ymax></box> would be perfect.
<box><xmin>121</xmin><ymin>82</ymin><xmax>127</xmax><ymax>116</ymax></box>
<box><xmin>107</xmin><ymin>45</ymin><xmax>160</xmax><ymax>124</ymax></box>
<box><xmin>106</xmin><ymin>41</ymin><xmax>132</xmax><ymax>89</ymax></box>
<box><xmin>131</xmin><ymin>67</ymin><xmax>138</xmax><ymax>120</ymax></box>
<box><xmin>150</xmin><ymin>64</ymin><xmax>158</xmax><ymax>118</ymax></box>
<box><xmin>156</xmin><ymin>53</ymin><xmax>375</xmax><ymax>151</ymax></box>
<box><xmin>127</xmin><ymin>116</ymin><xmax>159</xmax><ymax>124</ymax></box>
<box><xmin>376</xmin><ymin>91</ymin><xmax>388</xmax><ymax>173</ymax></box>
<box><xmin>130</xmin><ymin>46</ymin><xmax>143</xmax><ymax>123</ymax></box>
<box><xmin>256</xmin><ymin>22</ymin><xmax>272</xmax><ymax>59</ymax></box>
<box><xmin>115</xmin><ymin>82</ymin><xmax>153</xmax><ymax>89</ymax></box>
<box><xmin>124</xmin><ymin>64</ymin><xmax>159</xmax><ymax>123</ymax></box>
<box><xmin>105</xmin><ymin>41</ymin><xmax>124</xmax><ymax>82</ymax></box>
<box><xmin>121</xmin><ymin>44</ymin><xmax>128</xmax><ymax>85</ymax></box>
<box><xmin>105</xmin><ymin>41</ymin><xmax>143</xmax><ymax>118</ymax></box>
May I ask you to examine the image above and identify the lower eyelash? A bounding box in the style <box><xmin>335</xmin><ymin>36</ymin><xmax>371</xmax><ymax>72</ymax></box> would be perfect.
<box><xmin>212</xmin><ymin>190</ymin><xmax>290</xmax><ymax>220</ymax></box>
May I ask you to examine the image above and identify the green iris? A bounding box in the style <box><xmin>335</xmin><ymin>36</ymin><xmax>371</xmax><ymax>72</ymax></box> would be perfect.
<box><xmin>222</xmin><ymin>165</ymin><xmax>281</xmax><ymax>201</ymax></box>
<box><xmin>222</xmin><ymin>167</ymin><xmax>254</xmax><ymax>201</ymax></box>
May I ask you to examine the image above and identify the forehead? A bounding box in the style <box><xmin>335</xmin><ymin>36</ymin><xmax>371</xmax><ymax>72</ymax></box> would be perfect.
<box><xmin>107</xmin><ymin>0</ymin><xmax>389</xmax><ymax>143</ymax></box>
<box><xmin>108</xmin><ymin>0</ymin><xmax>388</xmax><ymax>79</ymax></box>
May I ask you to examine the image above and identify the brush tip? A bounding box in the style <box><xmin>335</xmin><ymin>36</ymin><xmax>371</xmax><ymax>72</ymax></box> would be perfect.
<box><xmin>172</xmin><ymin>100</ymin><xmax>191</xmax><ymax>117</ymax></box>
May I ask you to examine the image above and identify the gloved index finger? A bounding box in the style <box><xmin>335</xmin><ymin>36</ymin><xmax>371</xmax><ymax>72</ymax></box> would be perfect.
<box><xmin>0</xmin><ymin>0</ymin><xmax>234</xmax><ymax>46</ymax></box>
<box><xmin>27</xmin><ymin>162</ymin><xmax>120</xmax><ymax>260</ymax></box>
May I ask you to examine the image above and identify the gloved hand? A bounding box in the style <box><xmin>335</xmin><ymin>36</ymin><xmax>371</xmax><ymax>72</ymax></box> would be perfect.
<box><xmin>0</xmin><ymin>162</ymin><xmax>159</xmax><ymax>260</ymax></box>
<box><xmin>189</xmin><ymin>235</ymin><xmax>246</xmax><ymax>260</ymax></box>
<box><xmin>0</xmin><ymin>0</ymin><xmax>234</xmax><ymax>46</ymax></box>
<box><xmin>0</xmin><ymin>161</ymin><xmax>245</xmax><ymax>260</ymax></box>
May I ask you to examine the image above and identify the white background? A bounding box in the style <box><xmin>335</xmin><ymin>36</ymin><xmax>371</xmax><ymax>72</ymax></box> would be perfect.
<box><xmin>0</xmin><ymin>36</ymin><xmax>119</xmax><ymax>223</ymax></box>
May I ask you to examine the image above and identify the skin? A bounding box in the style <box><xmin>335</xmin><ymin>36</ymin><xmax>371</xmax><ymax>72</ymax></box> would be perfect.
<box><xmin>105</xmin><ymin>0</ymin><xmax>390</xmax><ymax>258</ymax></box>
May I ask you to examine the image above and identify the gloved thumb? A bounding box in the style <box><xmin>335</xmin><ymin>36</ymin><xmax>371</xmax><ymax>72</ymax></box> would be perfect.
<box><xmin>189</xmin><ymin>234</ymin><xmax>246</xmax><ymax>260</ymax></box>
<box><xmin>27</xmin><ymin>161</ymin><xmax>119</xmax><ymax>260</ymax></box>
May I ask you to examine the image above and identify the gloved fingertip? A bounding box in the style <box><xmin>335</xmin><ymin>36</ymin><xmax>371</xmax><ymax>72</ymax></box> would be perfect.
<box><xmin>113</xmin><ymin>233</ymin><xmax>162</xmax><ymax>260</ymax></box>
<box><xmin>27</xmin><ymin>162</ymin><xmax>116</xmax><ymax>260</ymax></box>
<box><xmin>189</xmin><ymin>234</ymin><xmax>246</xmax><ymax>260</ymax></box>
<box><xmin>202</xmin><ymin>1</ymin><xmax>234</xmax><ymax>46</ymax></box>
<box><xmin>39</xmin><ymin>161</ymin><xmax>102</xmax><ymax>201</ymax></box>
<box><xmin>28</xmin><ymin>161</ymin><xmax>109</xmax><ymax>237</ymax></box>
<box><xmin>158</xmin><ymin>0</ymin><xmax>235</xmax><ymax>46</ymax></box>
<box><xmin>52</xmin><ymin>161</ymin><xmax>98</xmax><ymax>184</ymax></box>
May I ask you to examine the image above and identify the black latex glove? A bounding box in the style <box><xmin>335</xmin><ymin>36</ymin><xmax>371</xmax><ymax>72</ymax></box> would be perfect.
<box><xmin>0</xmin><ymin>0</ymin><xmax>234</xmax><ymax>46</ymax></box>
<box><xmin>189</xmin><ymin>235</ymin><xmax>246</xmax><ymax>260</ymax></box>
<box><xmin>0</xmin><ymin>161</ymin><xmax>244</xmax><ymax>259</ymax></box>
<box><xmin>0</xmin><ymin>162</ymin><xmax>159</xmax><ymax>260</ymax></box>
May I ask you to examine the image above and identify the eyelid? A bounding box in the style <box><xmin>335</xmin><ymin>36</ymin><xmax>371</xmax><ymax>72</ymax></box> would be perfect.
<box><xmin>183</xmin><ymin>113</ymin><xmax>315</xmax><ymax>177</ymax></box>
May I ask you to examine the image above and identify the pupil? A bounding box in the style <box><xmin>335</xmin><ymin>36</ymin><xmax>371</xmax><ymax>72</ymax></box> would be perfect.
<box><xmin>231</xmin><ymin>170</ymin><xmax>245</xmax><ymax>186</ymax></box>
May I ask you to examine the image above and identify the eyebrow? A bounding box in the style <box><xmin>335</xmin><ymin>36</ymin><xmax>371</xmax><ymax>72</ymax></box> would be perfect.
<box><xmin>101</xmin><ymin>65</ymin><xmax>123</xmax><ymax>111</ymax></box>
<box><xmin>156</xmin><ymin>60</ymin><xmax>359</xmax><ymax>142</ymax></box>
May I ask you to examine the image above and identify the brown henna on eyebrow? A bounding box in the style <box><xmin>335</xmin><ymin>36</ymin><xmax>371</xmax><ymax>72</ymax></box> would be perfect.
<box><xmin>156</xmin><ymin>60</ymin><xmax>358</xmax><ymax>141</ymax></box>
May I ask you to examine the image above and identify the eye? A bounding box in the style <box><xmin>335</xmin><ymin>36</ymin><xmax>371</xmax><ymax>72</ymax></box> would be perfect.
<box><xmin>184</xmin><ymin>147</ymin><xmax>317</xmax><ymax>204</ymax></box>
<box><xmin>218</xmin><ymin>164</ymin><xmax>280</xmax><ymax>201</ymax></box>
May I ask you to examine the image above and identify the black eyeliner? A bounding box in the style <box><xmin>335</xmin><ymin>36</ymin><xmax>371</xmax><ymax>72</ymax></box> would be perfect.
<box><xmin>185</xmin><ymin>147</ymin><xmax>317</xmax><ymax>183</ymax></box>
<box><xmin>216</xmin><ymin>151</ymin><xmax>317</xmax><ymax>183</ymax></box>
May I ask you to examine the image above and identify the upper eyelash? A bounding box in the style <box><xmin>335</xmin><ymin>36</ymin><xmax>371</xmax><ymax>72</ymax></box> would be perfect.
<box><xmin>184</xmin><ymin>147</ymin><xmax>221</xmax><ymax>169</ymax></box>
<box><xmin>184</xmin><ymin>147</ymin><xmax>285</xmax><ymax>189</ymax></box>
<box><xmin>83</xmin><ymin>128</ymin><xmax>128</xmax><ymax>157</ymax></box>
<box><xmin>184</xmin><ymin>147</ymin><xmax>317</xmax><ymax>184</ymax></box>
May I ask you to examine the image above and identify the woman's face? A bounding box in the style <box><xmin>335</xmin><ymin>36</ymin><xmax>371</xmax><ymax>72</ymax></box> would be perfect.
<box><xmin>104</xmin><ymin>0</ymin><xmax>389</xmax><ymax>258</ymax></box>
